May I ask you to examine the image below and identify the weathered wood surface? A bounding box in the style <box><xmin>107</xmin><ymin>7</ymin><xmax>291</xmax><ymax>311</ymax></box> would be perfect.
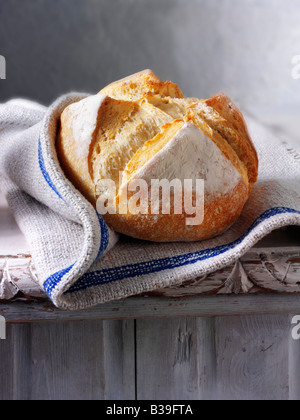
<box><xmin>149</xmin><ymin>246</ymin><xmax>300</xmax><ymax>297</ymax></box>
<box><xmin>136</xmin><ymin>318</ymin><xmax>217</xmax><ymax>400</ymax></box>
<box><xmin>0</xmin><ymin>320</ymin><xmax>135</xmax><ymax>400</ymax></box>
<box><xmin>0</xmin><ymin>255</ymin><xmax>46</xmax><ymax>301</ymax></box>
<box><xmin>1</xmin><ymin>245</ymin><xmax>300</xmax><ymax>303</ymax></box>
<box><xmin>214</xmin><ymin>315</ymin><xmax>291</xmax><ymax>400</ymax></box>
<box><xmin>2</xmin><ymin>293</ymin><xmax>300</xmax><ymax>323</ymax></box>
<box><xmin>135</xmin><ymin>315</ymin><xmax>298</xmax><ymax>401</ymax></box>
<box><xmin>1</xmin><ymin>315</ymin><xmax>299</xmax><ymax>400</ymax></box>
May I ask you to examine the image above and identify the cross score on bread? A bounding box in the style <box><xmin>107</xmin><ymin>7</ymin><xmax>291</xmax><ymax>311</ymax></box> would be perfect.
<box><xmin>56</xmin><ymin>70</ymin><xmax>258</xmax><ymax>242</ymax></box>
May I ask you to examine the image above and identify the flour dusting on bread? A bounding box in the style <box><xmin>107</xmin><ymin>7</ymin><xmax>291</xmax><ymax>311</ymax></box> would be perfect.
<box><xmin>123</xmin><ymin>122</ymin><xmax>242</xmax><ymax>197</ymax></box>
<box><xmin>68</xmin><ymin>94</ymin><xmax>107</xmax><ymax>160</ymax></box>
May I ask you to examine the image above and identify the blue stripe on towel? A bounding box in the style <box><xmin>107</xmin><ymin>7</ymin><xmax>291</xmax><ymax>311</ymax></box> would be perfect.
<box><xmin>57</xmin><ymin>206</ymin><xmax>298</xmax><ymax>295</ymax></box>
<box><xmin>43</xmin><ymin>213</ymin><xmax>109</xmax><ymax>297</ymax></box>
<box><xmin>96</xmin><ymin>212</ymin><xmax>110</xmax><ymax>260</ymax></box>
<box><xmin>44</xmin><ymin>264</ymin><xmax>75</xmax><ymax>296</ymax></box>
<box><xmin>38</xmin><ymin>139</ymin><xmax>64</xmax><ymax>201</ymax></box>
<box><xmin>39</xmin><ymin>139</ymin><xmax>110</xmax><ymax>297</ymax></box>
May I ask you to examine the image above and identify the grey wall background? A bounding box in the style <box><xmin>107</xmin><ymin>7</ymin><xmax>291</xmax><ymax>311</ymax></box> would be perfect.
<box><xmin>0</xmin><ymin>0</ymin><xmax>299</xmax><ymax>142</ymax></box>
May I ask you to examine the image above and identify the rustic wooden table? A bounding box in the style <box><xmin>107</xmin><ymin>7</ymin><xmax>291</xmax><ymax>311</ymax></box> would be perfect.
<box><xmin>1</xmin><ymin>192</ymin><xmax>300</xmax><ymax>400</ymax></box>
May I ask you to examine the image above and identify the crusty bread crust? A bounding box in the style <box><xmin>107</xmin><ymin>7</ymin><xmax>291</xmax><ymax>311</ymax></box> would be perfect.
<box><xmin>57</xmin><ymin>104</ymin><xmax>96</xmax><ymax>203</ymax></box>
<box><xmin>57</xmin><ymin>96</ymin><xmax>137</xmax><ymax>204</ymax></box>
<box><xmin>100</xmin><ymin>69</ymin><xmax>184</xmax><ymax>101</ymax></box>
<box><xmin>103</xmin><ymin>181</ymin><xmax>248</xmax><ymax>242</ymax></box>
<box><xmin>205</xmin><ymin>93</ymin><xmax>259</xmax><ymax>189</ymax></box>
<box><xmin>57</xmin><ymin>70</ymin><xmax>258</xmax><ymax>243</ymax></box>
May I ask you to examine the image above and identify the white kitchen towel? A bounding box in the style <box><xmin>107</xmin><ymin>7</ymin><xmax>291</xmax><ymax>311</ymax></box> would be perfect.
<box><xmin>0</xmin><ymin>93</ymin><xmax>299</xmax><ymax>310</ymax></box>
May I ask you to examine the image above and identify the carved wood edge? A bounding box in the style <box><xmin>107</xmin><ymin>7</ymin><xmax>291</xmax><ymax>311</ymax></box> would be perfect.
<box><xmin>0</xmin><ymin>247</ymin><xmax>300</xmax><ymax>303</ymax></box>
<box><xmin>140</xmin><ymin>247</ymin><xmax>300</xmax><ymax>298</ymax></box>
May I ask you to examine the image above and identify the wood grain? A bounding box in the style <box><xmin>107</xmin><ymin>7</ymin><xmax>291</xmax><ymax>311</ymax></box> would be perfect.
<box><xmin>135</xmin><ymin>315</ymin><xmax>300</xmax><ymax>400</ymax></box>
<box><xmin>214</xmin><ymin>315</ymin><xmax>291</xmax><ymax>400</ymax></box>
<box><xmin>2</xmin><ymin>293</ymin><xmax>300</xmax><ymax>323</ymax></box>
<box><xmin>2</xmin><ymin>314</ymin><xmax>300</xmax><ymax>400</ymax></box>
<box><xmin>0</xmin><ymin>324</ymin><xmax>31</xmax><ymax>400</ymax></box>
<box><xmin>287</xmin><ymin>314</ymin><xmax>300</xmax><ymax>401</ymax></box>
<box><xmin>0</xmin><ymin>320</ymin><xmax>135</xmax><ymax>400</ymax></box>
<box><xmin>136</xmin><ymin>318</ymin><xmax>216</xmax><ymax>400</ymax></box>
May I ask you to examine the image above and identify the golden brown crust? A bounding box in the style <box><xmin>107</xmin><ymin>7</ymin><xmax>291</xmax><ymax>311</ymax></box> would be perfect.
<box><xmin>57</xmin><ymin>96</ymin><xmax>136</xmax><ymax>204</ymax></box>
<box><xmin>57</xmin><ymin>107</ymin><xmax>95</xmax><ymax>203</ymax></box>
<box><xmin>205</xmin><ymin>93</ymin><xmax>259</xmax><ymax>188</ymax></box>
<box><xmin>103</xmin><ymin>181</ymin><xmax>248</xmax><ymax>242</ymax></box>
<box><xmin>57</xmin><ymin>71</ymin><xmax>259</xmax><ymax>243</ymax></box>
<box><xmin>99</xmin><ymin>69</ymin><xmax>184</xmax><ymax>101</ymax></box>
<box><xmin>184</xmin><ymin>109</ymin><xmax>249</xmax><ymax>187</ymax></box>
<box><xmin>90</xmin><ymin>98</ymin><xmax>173</xmax><ymax>198</ymax></box>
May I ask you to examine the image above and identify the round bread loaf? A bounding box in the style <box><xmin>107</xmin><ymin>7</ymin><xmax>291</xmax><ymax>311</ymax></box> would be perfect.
<box><xmin>56</xmin><ymin>70</ymin><xmax>258</xmax><ymax>242</ymax></box>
